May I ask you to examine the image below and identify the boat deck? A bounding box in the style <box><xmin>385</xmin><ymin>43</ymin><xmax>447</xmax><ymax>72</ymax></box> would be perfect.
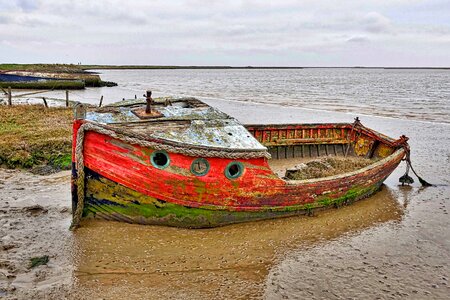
<box><xmin>84</xmin><ymin>98</ymin><xmax>266</xmax><ymax>151</ymax></box>
<box><xmin>80</xmin><ymin>97</ymin><xmax>399</xmax><ymax>169</ymax></box>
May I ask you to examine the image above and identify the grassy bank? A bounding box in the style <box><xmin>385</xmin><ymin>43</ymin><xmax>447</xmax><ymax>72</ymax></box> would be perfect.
<box><xmin>0</xmin><ymin>105</ymin><xmax>72</xmax><ymax>169</ymax></box>
<box><xmin>0</xmin><ymin>80</ymin><xmax>85</xmax><ymax>90</ymax></box>
<box><xmin>0</xmin><ymin>63</ymin><xmax>84</xmax><ymax>73</ymax></box>
<box><xmin>0</xmin><ymin>64</ymin><xmax>117</xmax><ymax>88</ymax></box>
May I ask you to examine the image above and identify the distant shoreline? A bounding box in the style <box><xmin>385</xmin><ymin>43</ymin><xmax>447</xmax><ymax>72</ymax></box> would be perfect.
<box><xmin>84</xmin><ymin>65</ymin><xmax>450</xmax><ymax>70</ymax></box>
<box><xmin>1</xmin><ymin>64</ymin><xmax>449</xmax><ymax>71</ymax></box>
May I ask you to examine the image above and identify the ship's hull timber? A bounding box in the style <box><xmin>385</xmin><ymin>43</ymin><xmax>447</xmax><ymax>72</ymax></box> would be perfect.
<box><xmin>74</xmin><ymin>167</ymin><xmax>390</xmax><ymax>228</ymax></box>
<box><xmin>72</xmin><ymin>120</ymin><xmax>405</xmax><ymax>228</ymax></box>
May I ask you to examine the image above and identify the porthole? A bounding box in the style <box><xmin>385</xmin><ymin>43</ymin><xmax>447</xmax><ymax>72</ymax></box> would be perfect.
<box><xmin>225</xmin><ymin>161</ymin><xmax>244</xmax><ymax>179</ymax></box>
<box><xmin>190</xmin><ymin>158</ymin><xmax>210</xmax><ymax>176</ymax></box>
<box><xmin>150</xmin><ymin>151</ymin><xmax>170</xmax><ymax>169</ymax></box>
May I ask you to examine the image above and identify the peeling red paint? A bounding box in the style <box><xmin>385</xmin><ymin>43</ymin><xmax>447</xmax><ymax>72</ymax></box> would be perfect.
<box><xmin>72</xmin><ymin>119</ymin><xmax>406</xmax><ymax>215</ymax></box>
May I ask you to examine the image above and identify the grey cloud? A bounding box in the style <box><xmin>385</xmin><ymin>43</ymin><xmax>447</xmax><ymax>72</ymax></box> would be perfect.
<box><xmin>0</xmin><ymin>0</ymin><xmax>449</xmax><ymax>66</ymax></box>
<box><xmin>362</xmin><ymin>12</ymin><xmax>392</xmax><ymax>33</ymax></box>
<box><xmin>0</xmin><ymin>14</ymin><xmax>12</xmax><ymax>24</ymax></box>
<box><xmin>0</xmin><ymin>13</ymin><xmax>50</xmax><ymax>27</ymax></box>
<box><xmin>347</xmin><ymin>36</ymin><xmax>370</xmax><ymax>43</ymax></box>
<box><xmin>19</xmin><ymin>15</ymin><xmax>51</xmax><ymax>27</ymax></box>
<box><xmin>16</xmin><ymin>0</ymin><xmax>40</xmax><ymax>12</ymax></box>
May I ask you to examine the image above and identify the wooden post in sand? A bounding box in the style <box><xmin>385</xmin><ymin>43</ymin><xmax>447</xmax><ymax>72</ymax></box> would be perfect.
<box><xmin>7</xmin><ymin>86</ymin><xmax>12</xmax><ymax>106</ymax></box>
<box><xmin>42</xmin><ymin>97</ymin><xmax>48</xmax><ymax>108</ymax></box>
<box><xmin>99</xmin><ymin>95</ymin><xmax>104</xmax><ymax>107</ymax></box>
<box><xmin>65</xmin><ymin>90</ymin><xmax>69</xmax><ymax>107</ymax></box>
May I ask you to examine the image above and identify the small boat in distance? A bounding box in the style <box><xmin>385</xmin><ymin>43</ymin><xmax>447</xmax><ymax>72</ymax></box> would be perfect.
<box><xmin>71</xmin><ymin>92</ymin><xmax>409</xmax><ymax>228</ymax></box>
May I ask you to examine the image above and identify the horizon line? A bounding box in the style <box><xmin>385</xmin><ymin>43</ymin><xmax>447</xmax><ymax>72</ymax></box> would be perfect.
<box><xmin>1</xmin><ymin>63</ymin><xmax>449</xmax><ymax>70</ymax></box>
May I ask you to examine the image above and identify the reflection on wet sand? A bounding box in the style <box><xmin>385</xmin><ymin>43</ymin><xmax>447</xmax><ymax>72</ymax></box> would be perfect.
<box><xmin>73</xmin><ymin>186</ymin><xmax>403</xmax><ymax>299</ymax></box>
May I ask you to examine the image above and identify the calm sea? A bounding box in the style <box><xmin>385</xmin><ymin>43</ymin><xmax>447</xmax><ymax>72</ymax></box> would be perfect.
<box><xmin>16</xmin><ymin>68</ymin><xmax>450</xmax><ymax>124</ymax></box>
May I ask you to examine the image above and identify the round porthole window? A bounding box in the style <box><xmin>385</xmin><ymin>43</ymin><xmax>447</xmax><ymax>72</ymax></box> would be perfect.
<box><xmin>225</xmin><ymin>161</ymin><xmax>244</xmax><ymax>179</ymax></box>
<box><xmin>150</xmin><ymin>151</ymin><xmax>170</xmax><ymax>169</ymax></box>
<box><xmin>190</xmin><ymin>158</ymin><xmax>210</xmax><ymax>176</ymax></box>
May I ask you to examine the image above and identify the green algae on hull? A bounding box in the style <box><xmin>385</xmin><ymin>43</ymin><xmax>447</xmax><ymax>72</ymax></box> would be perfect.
<box><xmin>81</xmin><ymin>169</ymin><xmax>384</xmax><ymax>228</ymax></box>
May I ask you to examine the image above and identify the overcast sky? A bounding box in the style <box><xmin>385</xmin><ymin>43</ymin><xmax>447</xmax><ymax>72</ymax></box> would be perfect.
<box><xmin>1</xmin><ymin>0</ymin><xmax>449</xmax><ymax>66</ymax></box>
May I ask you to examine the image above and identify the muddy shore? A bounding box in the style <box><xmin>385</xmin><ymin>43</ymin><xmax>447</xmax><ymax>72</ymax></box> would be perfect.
<box><xmin>1</xmin><ymin>100</ymin><xmax>449</xmax><ymax>299</ymax></box>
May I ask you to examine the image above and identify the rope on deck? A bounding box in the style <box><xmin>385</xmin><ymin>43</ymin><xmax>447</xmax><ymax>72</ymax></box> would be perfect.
<box><xmin>70</xmin><ymin>122</ymin><xmax>271</xmax><ymax>229</ymax></box>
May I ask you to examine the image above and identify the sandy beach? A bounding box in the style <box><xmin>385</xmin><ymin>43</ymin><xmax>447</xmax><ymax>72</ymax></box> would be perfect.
<box><xmin>1</xmin><ymin>99</ymin><xmax>448</xmax><ymax>299</ymax></box>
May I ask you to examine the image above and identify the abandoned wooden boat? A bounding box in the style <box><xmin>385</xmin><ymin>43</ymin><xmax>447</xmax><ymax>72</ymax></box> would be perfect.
<box><xmin>71</xmin><ymin>93</ymin><xmax>410</xmax><ymax>228</ymax></box>
<box><xmin>0</xmin><ymin>71</ymin><xmax>85</xmax><ymax>89</ymax></box>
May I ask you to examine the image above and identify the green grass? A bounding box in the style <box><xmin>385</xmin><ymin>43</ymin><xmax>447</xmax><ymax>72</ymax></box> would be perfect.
<box><xmin>0</xmin><ymin>80</ymin><xmax>85</xmax><ymax>90</ymax></box>
<box><xmin>49</xmin><ymin>153</ymin><xmax>72</xmax><ymax>169</ymax></box>
<box><xmin>0</xmin><ymin>105</ymin><xmax>73</xmax><ymax>169</ymax></box>
<box><xmin>29</xmin><ymin>256</ymin><xmax>49</xmax><ymax>268</ymax></box>
<box><xmin>0</xmin><ymin>63</ymin><xmax>83</xmax><ymax>73</ymax></box>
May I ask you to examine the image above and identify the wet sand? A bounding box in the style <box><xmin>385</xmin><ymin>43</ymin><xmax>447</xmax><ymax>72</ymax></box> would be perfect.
<box><xmin>1</xmin><ymin>101</ymin><xmax>449</xmax><ymax>299</ymax></box>
<box><xmin>0</xmin><ymin>169</ymin><xmax>73</xmax><ymax>299</ymax></box>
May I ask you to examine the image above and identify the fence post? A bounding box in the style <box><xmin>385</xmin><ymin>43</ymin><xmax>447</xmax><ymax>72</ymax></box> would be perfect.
<box><xmin>65</xmin><ymin>90</ymin><xmax>69</xmax><ymax>107</ymax></box>
<box><xmin>99</xmin><ymin>95</ymin><xmax>103</xmax><ymax>107</ymax></box>
<box><xmin>42</xmin><ymin>97</ymin><xmax>48</xmax><ymax>108</ymax></box>
<box><xmin>8</xmin><ymin>86</ymin><xmax>12</xmax><ymax>105</ymax></box>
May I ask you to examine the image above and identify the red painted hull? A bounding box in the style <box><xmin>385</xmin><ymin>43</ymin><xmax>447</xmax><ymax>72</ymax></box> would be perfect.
<box><xmin>72</xmin><ymin>119</ymin><xmax>405</xmax><ymax>227</ymax></box>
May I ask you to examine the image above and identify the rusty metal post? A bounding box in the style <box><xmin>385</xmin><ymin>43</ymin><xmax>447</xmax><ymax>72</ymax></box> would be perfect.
<box><xmin>65</xmin><ymin>90</ymin><xmax>69</xmax><ymax>107</ymax></box>
<box><xmin>145</xmin><ymin>90</ymin><xmax>152</xmax><ymax>114</ymax></box>
<box><xmin>7</xmin><ymin>86</ymin><xmax>12</xmax><ymax>105</ymax></box>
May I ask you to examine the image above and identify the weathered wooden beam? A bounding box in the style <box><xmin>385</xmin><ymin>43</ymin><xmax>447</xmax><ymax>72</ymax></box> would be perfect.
<box><xmin>12</xmin><ymin>90</ymin><xmax>52</xmax><ymax>98</ymax></box>
<box><xmin>7</xmin><ymin>86</ymin><xmax>12</xmax><ymax>105</ymax></box>
<box><xmin>262</xmin><ymin>138</ymin><xmax>349</xmax><ymax>147</ymax></box>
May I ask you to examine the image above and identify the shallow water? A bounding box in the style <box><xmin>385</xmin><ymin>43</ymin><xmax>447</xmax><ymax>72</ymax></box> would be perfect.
<box><xmin>10</xmin><ymin>68</ymin><xmax>450</xmax><ymax>124</ymax></box>
<box><xmin>1</xmin><ymin>71</ymin><xmax>450</xmax><ymax>299</ymax></box>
